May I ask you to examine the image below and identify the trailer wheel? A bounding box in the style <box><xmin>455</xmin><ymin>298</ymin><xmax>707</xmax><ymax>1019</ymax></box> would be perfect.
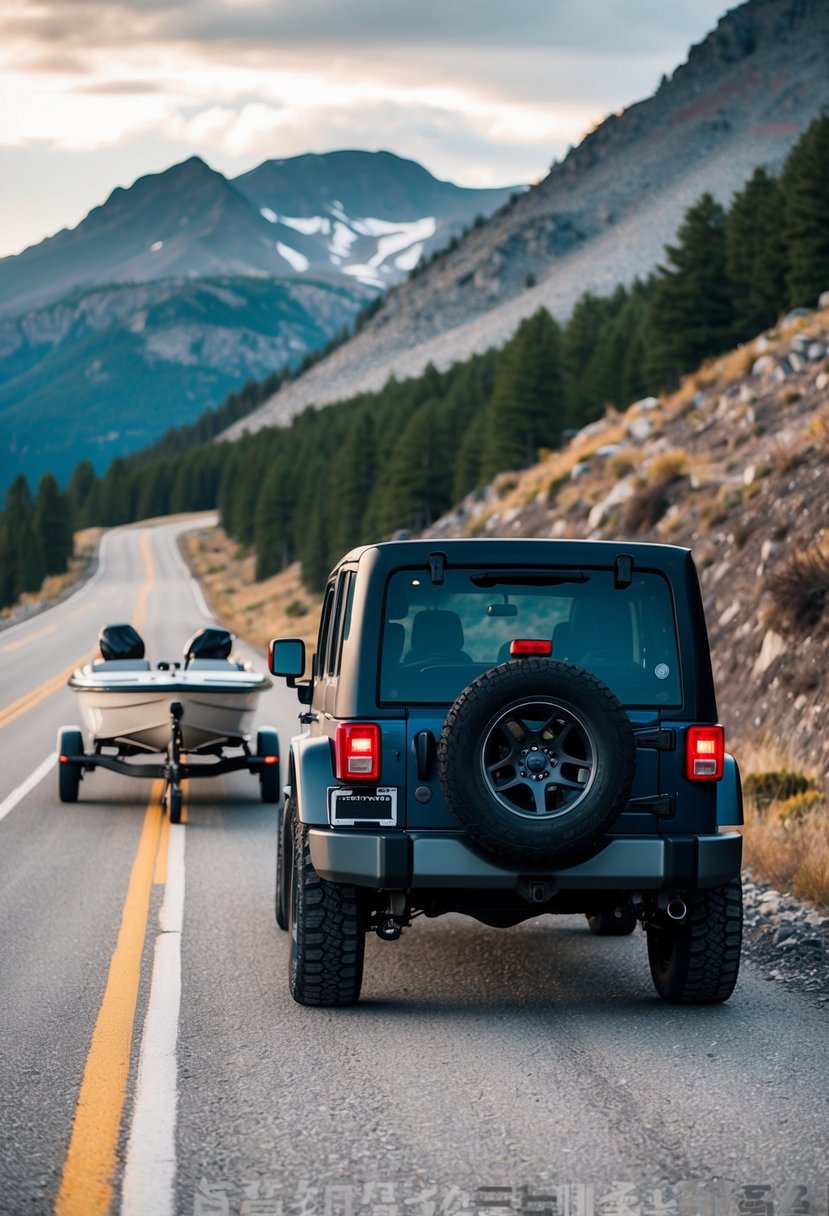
<box><xmin>58</xmin><ymin>728</ymin><xmax>84</xmax><ymax>803</ymax></box>
<box><xmin>169</xmin><ymin>785</ymin><xmax>183</xmax><ymax>824</ymax></box>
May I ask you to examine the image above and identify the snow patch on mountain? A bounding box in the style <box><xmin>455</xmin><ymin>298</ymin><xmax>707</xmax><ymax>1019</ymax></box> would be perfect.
<box><xmin>395</xmin><ymin>243</ymin><xmax>424</xmax><ymax>272</ymax></box>
<box><xmin>330</xmin><ymin>222</ymin><xmax>359</xmax><ymax>261</ymax></box>
<box><xmin>342</xmin><ymin>264</ymin><xmax>385</xmax><ymax>288</ymax></box>
<box><xmin>260</xmin><ymin>207</ymin><xmax>278</xmax><ymax>223</ymax></box>
<box><xmin>281</xmin><ymin>216</ymin><xmax>331</xmax><ymax>236</ymax></box>
<box><xmin>276</xmin><ymin>242</ymin><xmax>309</xmax><ymax>273</ymax></box>
<box><xmin>367</xmin><ymin>217</ymin><xmax>436</xmax><ymax>270</ymax></box>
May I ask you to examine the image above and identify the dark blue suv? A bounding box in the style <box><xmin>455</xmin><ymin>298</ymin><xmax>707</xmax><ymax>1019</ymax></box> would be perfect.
<box><xmin>270</xmin><ymin>538</ymin><xmax>743</xmax><ymax>1007</ymax></box>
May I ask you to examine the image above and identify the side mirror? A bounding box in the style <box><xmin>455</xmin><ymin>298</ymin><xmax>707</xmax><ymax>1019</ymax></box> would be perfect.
<box><xmin>268</xmin><ymin>638</ymin><xmax>306</xmax><ymax>678</ymax></box>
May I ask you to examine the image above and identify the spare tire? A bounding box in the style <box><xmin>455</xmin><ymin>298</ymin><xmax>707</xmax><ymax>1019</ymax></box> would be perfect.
<box><xmin>438</xmin><ymin>659</ymin><xmax>636</xmax><ymax>866</ymax></box>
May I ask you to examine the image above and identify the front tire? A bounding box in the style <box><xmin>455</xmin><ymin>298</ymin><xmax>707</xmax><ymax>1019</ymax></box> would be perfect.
<box><xmin>275</xmin><ymin>799</ymin><xmax>291</xmax><ymax>931</ymax></box>
<box><xmin>647</xmin><ymin>878</ymin><xmax>742</xmax><ymax>1003</ymax></box>
<box><xmin>288</xmin><ymin>818</ymin><xmax>366</xmax><ymax>1007</ymax></box>
<box><xmin>257</xmin><ymin>729</ymin><xmax>280</xmax><ymax>804</ymax></box>
<box><xmin>58</xmin><ymin>729</ymin><xmax>84</xmax><ymax>803</ymax></box>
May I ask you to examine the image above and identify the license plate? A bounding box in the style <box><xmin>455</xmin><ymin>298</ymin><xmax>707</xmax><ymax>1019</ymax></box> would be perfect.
<box><xmin>328</xmin><ymin>786</ymin><xmax>398</xmax><ymax>827</ymax></box>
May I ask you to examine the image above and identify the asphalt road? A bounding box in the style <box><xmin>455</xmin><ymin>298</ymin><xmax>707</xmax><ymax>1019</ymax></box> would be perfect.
<box><xmin>0</xmin><ymin>519</ymin><xmax>826</xmax><ymax>1216</ymax></box>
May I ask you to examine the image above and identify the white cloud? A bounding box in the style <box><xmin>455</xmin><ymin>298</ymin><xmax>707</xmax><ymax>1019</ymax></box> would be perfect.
<box><xmin>0</xmin><ymin>0</ymin><xmax>731</xmax><ymax>253</ymax></box>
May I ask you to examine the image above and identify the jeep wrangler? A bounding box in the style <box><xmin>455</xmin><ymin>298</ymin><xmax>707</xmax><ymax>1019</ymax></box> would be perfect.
<box><xmin>269</xmin><ymin>539</ymin><xmax>743</xmax><ymax>1007</ymax></box>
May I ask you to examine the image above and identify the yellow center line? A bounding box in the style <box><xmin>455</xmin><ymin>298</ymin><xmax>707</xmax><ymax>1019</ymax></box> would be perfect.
<box><xmin>132</xmin><ymin>532</ymin><xmax>154</xmax><ymax>635</ymax></box>
<box><xmin>0</xmin><ymin>622</ymin><xmax>58</xmax><ymax>654</ymax></box>
<box><xmin>0</xmin><ymin>529</ymin><xmax>156</xmax><ymax>733</ymax></box>
<box><xmin>0</xmin><ymin>656</ymin><xmax>92</xmax><ymax>732</ymax></box>
<box><xmin>55</xmin><ymin>781</ymin><xmax>169</xmax><ymax>1216</ymax></box>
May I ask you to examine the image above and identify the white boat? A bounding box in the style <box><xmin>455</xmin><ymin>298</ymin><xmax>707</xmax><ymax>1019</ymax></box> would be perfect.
<box><xmin>60</xmin><ymin>624</ymin><xmax>279</xmax><ymax>821</ymax></box>
<box><xmin>69</xmin><ymin>662</ymin><xmax>271</xmax><ymax>752</ymax></box>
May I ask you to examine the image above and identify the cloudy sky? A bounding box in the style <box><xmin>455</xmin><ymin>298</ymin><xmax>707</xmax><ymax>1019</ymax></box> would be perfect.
<box><xmin>0</xmin><ymin>0</ymin><xmax>731</xmax><ymax>259</ymax></box>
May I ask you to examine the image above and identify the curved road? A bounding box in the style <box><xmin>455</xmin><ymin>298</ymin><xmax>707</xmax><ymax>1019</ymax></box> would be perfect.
<box><xmin>0</xmin><ymin>519</ymin><xmax>826</xmax><ymax>1216</ymax></box>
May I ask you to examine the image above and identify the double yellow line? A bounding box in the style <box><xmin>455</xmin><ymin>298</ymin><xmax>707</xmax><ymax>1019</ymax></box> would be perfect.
<box><xmin>55</xmin><ymin>783</ymin><xmax>166</xmax><ymax>1216</ymax></box>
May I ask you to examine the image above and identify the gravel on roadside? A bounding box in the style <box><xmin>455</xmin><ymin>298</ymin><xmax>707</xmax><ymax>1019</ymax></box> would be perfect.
<box><xmin>741</xmin><ymin>873</ymin><xmax>829</xmax><ymax>1007</ymax></box>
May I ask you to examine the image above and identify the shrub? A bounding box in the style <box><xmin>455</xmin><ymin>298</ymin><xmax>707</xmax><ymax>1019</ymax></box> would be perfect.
<box><xmin>648</xmin><ymin>448</ymin><xmax>688</xmax><ymax>482</ymax></box>
<box><xmin>608</xmin><ymin>451</ymin><xmax>636</xmax><ymax>479</ymax></box>
<box><xmin>546</xmin><ymin>475</ymin><xmax>567</xmax><ymax>502</ymax></box>
<box><xmin>623</xmin><ymin>480</ymin><xmax>671</xmax><ymax>531</ymax></box>
<box><xmin>766</xmin><ymin>546</ymin><xmax>829</xmax><ymax>635</ymax></box>
<box><xmin>285</xmin><ymin>598</ymin><xmax>310</xmax><ymax>618</ymax></box>
<box><xmin>777</xmin><ymin>789</ymin><xmax>824</xmax><ymax>822</ymax></box>
<box><xmin>743</xmin><ymin>770</ymin><xmax>815</xmax><ymax>813</ymax></box>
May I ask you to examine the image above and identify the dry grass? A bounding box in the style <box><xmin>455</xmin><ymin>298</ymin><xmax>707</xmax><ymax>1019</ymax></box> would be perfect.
<box><xmin>742</xmin><ymin>798</ymin><xmax>829</xmax><ymax>907</ymax></box>
<box><xmin>181</xmin><ymin>526</ymin><xmax>321</xmax><ymax>667</ymax></box>
<box><xmin>736</xmin><ymin>737</ymin><xmax>829</xmax><ymax>907</ymax></box>
<box><xmin>647</xmin><ymin>448</ymin><xmax>688</xmax><ymax>483</ymax></box>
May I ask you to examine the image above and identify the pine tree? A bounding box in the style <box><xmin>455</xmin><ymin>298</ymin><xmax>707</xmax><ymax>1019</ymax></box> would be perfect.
<box><xmin>380</xmin><ymin>398</ymin><xmax>452</xmax><ymax>534</ymax></box>
<box><xmin>726</xmin><ymin>167</ymin><xmax>786</xmax><ymax>338</ymax></box>
<box><xmin>254</xmin><ymin>464</ymin><xmax>296</xmax><ymax>579</ymax></box>
<box><xmin>781</xmin><ymin>114</ymin><xmax>829</xmax><ymax>308</ymax></box>
<box><xmin>480</xmin><ymin>309</ymin><xmax>566</xmax><ymax>480</ymax></box>
<box><xmin>645</xmin><ymin>193</ymin><xmax>734</xmax><ymax>391</ymax></box>
<box><xmin>330</xmin><ymin>409</ymin><xmax>378</xmax><ymax>556</ymax></box>
<box><xmin>563</xmin><ymin>291</ymin><xmax>622</xmax><ymax>426</ymax></box>
<box><xmin>66</xmin><ymin>460</ymin><xmax>97</xmax><ymax>529</ymax></box>
<box><xmin>4</xmin><ymin>475</ymin><xmax>45</xmax><ymax>595</ymax></box>
<box><xmin>33</xmin><ymin>473</ymin><xmax>73</xmax><ymax>576</ymax></box>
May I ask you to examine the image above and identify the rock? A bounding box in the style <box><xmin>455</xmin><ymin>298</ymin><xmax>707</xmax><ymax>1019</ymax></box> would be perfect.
<box><xmin>753</xmin><ymin>629</ymin><xmax>789</xmax><ymax>678</ymax></box>
<box><xmin>632</xmin><ymin>396</ymin><xmax>660</xmax><ymax>411</ymax></box>
<box><xmin>628</xmin><ymin>417</ymin><xmax>652</xmax><ymax>441</ymax></box>
<box><xmin>807</xmin><ymin>341</ymin><xmax>826</xmax><ymax>361</ymax></box>
<box><xmin>817</xmin><ymin>290</ymin><xmax>829</xmax><ymax>310</ymax></box>
<box><xmin>774</xmin><ymin>925</ymin><xmax>796</xmax><ymax>945</ymax></box>
<box><xmin>772</xmin><ymin>359</ymin><xmax>795</xmax><ymax>381</ymax></box>
<box><xmin>816</xmin><ymin>371</ymin><xmax>829</xmax><ymax>391</ymax></box>
<box><xmin>759</xmin><ymin>894</ymin><xmax>783</xmax><ymax>916</ymax></box>
<box><xmin>752</xmin><ymin>355</ymin><xmax>775</xmax><ymax>376</ymax></box>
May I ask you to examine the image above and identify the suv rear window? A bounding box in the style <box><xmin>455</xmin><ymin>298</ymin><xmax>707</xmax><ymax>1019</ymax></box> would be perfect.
<box><xmin>380</xmin><ymin>567</ymin><xmax>682</xmax><ymax>707</ymax></box>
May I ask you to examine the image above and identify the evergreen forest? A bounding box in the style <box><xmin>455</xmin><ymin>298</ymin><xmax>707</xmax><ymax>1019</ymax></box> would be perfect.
<box><xmin>1</xmin><ymin>114</ymin><xmax>828</xmax><ymax>606</ymax></box>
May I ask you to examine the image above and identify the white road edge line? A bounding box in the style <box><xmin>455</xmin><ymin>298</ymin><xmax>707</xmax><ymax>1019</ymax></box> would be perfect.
<box><xmin>166</xmin><ymin>521</ymin><xmax>214</xmax><ymax>621</ymax></box>
<box><xmin>0</xmin><ymin>752</ymin><xmax>56</xmax><ymax>823</ymax></box>
<box><xmin>120</xmin><ymin>822</ymin><xmax>186</xmax><ymax>1216</ymax></box>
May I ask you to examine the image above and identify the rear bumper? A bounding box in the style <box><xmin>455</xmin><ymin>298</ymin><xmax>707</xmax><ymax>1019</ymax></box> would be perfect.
<box><xmin>307</xmin><ymin>829</ymin><xmax>742</xmax><ymax>893</ymax></box>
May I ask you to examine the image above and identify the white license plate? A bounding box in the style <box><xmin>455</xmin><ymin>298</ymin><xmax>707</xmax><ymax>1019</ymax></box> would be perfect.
<box><xmin>328</xmin><ymin>786</ymin><xmax>398</xmax><ymax>827</ymax></box>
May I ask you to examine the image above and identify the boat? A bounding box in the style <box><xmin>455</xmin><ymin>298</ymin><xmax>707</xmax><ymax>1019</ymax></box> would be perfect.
<box><xmin>59</xmin><ymin>624</ymin><xmax>279</xmax><ymax>821</ymax></box>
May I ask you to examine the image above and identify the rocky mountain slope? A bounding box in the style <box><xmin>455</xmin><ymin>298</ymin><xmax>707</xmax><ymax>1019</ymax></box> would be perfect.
<box><xmin>225</xmin><ymin>0</ymin><xmax>829</xmax><ymax>442</ymax></box>
<box><xmin>423</xmin><ymin>301</ymin><xmax>829</xmax><ymax>777</ymax></box>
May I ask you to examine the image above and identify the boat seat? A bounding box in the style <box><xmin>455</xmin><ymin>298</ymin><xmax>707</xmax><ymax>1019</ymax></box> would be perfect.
<box><xmin>91</xmin><ymin>659</ymin><xmax>152</xmax><ymax>671</ymax></box>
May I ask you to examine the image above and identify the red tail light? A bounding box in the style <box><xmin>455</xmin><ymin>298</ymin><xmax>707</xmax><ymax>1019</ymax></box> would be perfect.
<box><xmin>686</xmin><ymin>725</ymin><xmax>724</xmax><ymax>781</ymax></box>
<box><xmin>510</xmin><ymin>639</ymin><xmax>553</xmax><ymax>657</ymax></box>
<box><xmin>335</xmin><ymin>723</ymin><xmax>381</xmax><ymax>781</ymax></box>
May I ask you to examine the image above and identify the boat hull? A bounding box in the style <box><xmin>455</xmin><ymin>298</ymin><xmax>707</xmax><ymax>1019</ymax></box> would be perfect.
<box><xmin>68</xmin><ymin>668</ymin><xmax>271</xmax><ymax>753</ymax></box>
